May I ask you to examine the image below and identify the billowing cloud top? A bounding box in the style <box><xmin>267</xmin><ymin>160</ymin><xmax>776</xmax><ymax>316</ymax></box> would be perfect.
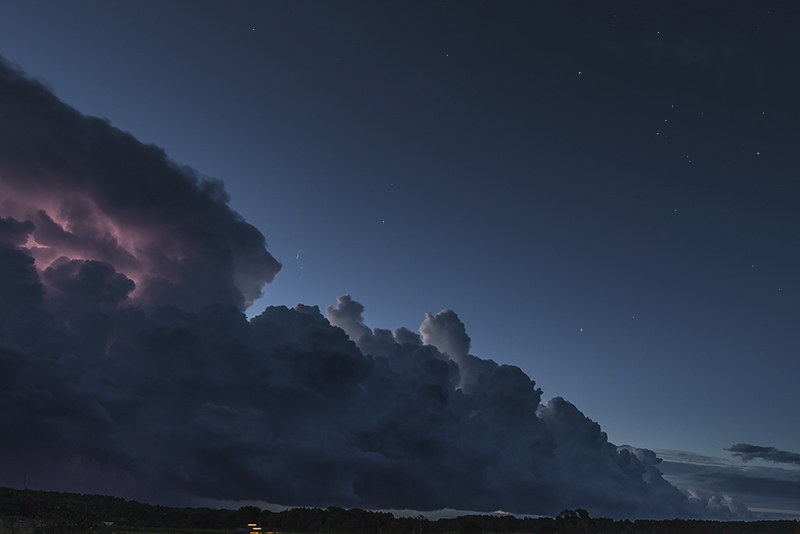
<box><xmin>0</xmin><ymin>57</ymin><xmax>281</xmax><ymax>311</ymax></box>
<box><xmin>0</xmin><ymin>56</ymin><xmax>745</xmax><ymax>519</ymax></box>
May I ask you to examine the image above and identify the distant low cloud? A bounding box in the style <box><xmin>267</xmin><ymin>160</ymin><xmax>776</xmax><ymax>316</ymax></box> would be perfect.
<box><xmin>727</xmin><ymin>444</ymin><xmax>800</xmax><ymax>467</ymax></box>
<box><xmin>656</xmin><ymin>449</ymin><xmax>800</xmax><ymax>519</ymax></box>
<box><xmin>0</xmin><ymin>55</ymin><xmax>747</xmax><ymax>519</ymax></box>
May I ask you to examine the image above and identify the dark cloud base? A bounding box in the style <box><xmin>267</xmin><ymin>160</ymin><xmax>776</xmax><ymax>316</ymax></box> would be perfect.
<box><xmin>0</xmin><ymin>56</ymin><xmax>744</xmax><ymax>519</ymax></box>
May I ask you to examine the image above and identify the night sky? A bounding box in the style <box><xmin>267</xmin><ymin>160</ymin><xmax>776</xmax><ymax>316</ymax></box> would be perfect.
<box><xmin>1</xmin><ymin>0</ymin><xmax>799</xmax><ymax>520</ymax></box>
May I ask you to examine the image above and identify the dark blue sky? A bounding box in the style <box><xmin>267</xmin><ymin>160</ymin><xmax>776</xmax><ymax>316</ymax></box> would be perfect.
<box><xmin>1</xmin><ymin>0</ymin><xmax>799</xmax><ymax>517</ymax></box>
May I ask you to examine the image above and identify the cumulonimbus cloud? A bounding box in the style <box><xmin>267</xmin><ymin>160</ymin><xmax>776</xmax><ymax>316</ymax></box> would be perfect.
<box><xmin>0</xmin><ymin>55</ymin><xmax>746</xmax><ymax>519</ymax></box>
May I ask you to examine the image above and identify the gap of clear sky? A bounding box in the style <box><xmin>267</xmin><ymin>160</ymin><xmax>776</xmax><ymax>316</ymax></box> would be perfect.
<box><xmin>1</xmin><ymin>0</ymin><xmax>797</xmax><ymax>467</ymax></box>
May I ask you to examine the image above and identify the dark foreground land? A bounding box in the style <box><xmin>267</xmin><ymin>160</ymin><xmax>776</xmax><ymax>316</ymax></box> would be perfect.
<box><xmin>1</xmin><ymin>487</ymin><xmax>798</xmax><ymax>534</ymax></box>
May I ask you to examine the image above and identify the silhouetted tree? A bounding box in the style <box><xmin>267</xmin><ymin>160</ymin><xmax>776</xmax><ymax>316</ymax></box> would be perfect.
<box><xmin>238</xmin><ymin>505</ymin><xmax>263</xmax><ymax>526</ymax></box>
<box><xmin>461</xmin><ymin>520</ymin><xmax>483</xmax><ymax>534</ymax></box>
<box><xmin>38</xmin><ymin>500</ymin><xmax>101</xmax><ymax>534</ymax></box>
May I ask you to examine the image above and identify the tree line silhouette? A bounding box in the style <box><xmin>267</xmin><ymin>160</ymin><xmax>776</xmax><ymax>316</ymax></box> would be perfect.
<box><xmin>1</xmin><ymin>487</ymin><xmax>798</xmax><ymax>534</ymax></box>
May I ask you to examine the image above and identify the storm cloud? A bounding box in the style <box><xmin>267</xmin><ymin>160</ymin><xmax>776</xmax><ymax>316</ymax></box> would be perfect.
<box><xmin>0</xmin><ymin>57</ymin><xmax>280</xmax><ymax>311</ymax></box>
<box><xmin>0</xmin><ymin>56</ymin><xmax>744</xmax><ymax>519</ymax></box>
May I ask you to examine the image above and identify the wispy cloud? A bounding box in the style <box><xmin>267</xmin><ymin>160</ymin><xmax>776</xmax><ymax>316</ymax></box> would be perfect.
<box><xmin>727</xmin><ymin>444</ymin><xmax>800</xmax><ymax>467</ymax></box>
